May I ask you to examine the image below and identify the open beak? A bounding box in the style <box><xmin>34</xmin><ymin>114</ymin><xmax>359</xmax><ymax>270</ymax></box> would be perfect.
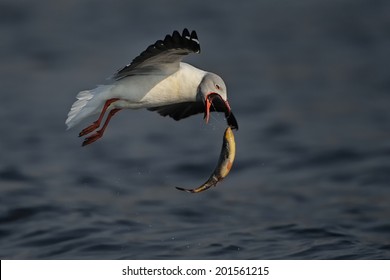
<box><xmin>204</xmin><ymin>93</ymin><xmax>238</xmax><ymax>130</ymax></box>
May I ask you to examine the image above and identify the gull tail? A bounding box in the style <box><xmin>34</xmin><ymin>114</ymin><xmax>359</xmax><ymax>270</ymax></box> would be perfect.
<box><xmin>65</xmin><ymin>85</ymin><xmax>113</xmax><ymax>129</ymax></box>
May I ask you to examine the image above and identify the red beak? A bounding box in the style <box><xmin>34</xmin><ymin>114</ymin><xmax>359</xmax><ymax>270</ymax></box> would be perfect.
<box><xmin>204</xmin><ymin>93</ymin><xmax>231</xmax><ymax>123</ymax></box>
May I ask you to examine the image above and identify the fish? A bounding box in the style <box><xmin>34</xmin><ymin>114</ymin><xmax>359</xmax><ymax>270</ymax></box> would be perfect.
<box><xmin>176</xmin><ymin>126</ymin><xmax>236</xmax><ymax>193</ymax></box>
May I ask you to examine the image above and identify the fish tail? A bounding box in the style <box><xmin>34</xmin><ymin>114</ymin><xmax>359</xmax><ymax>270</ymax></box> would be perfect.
<box><xmin>176</xmin><ymin>175</ymin><xmax>219</xmax><ymax>193</ymax></box>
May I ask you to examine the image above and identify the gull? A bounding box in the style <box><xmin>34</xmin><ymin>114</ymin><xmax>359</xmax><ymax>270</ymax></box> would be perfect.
<box><xmin>65</xmin><ymin>28</ymin><xmax>238</xmax><ymax>146</ymax></box>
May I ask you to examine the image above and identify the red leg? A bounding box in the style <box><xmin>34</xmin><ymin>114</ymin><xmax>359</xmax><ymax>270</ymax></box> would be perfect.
<box><xmin>82</xmin><ymin>108</ymin><xmax>122</xmax><ymax>146</ymax></box>
<box><xmin>79</xmin><ymin>98</ymin><xmax>120</xmax><ymax>137</ymax></box>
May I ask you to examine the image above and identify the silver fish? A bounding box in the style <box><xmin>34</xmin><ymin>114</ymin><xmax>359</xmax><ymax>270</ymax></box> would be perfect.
<box><xmin>176</xmin><ymin>126</ymin><xmax>236</xmax><ymax>193</ymax></box>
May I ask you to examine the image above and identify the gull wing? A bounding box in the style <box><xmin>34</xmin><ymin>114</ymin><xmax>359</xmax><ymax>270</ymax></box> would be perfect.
<box><xmin>113</xmin><ymin>29</ymin><xmax>200</xmax><ymax>80</ymax></box>
<box><xmin>148</xmin><ymin>101</ymin><xmax>239</xmax><ymax>130</ymax></box>
<box><xmin>148</xmin><ymin>102</ymin><xmax>204</xmax><ymax>121</ymax></box>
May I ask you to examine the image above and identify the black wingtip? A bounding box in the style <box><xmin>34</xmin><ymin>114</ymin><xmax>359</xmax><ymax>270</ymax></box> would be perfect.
<box><xmin>182</xmin><ymin>28</ymin><xmax>190</xmax><ymax>37</ymax></box>
<box><xmin>114</xmin><ymin>28</ymin><xmax>200</xmax><ymax>80</ymax></box>
<box><xmin>161</xmin><ymin>28</ymin><xmax>200</xmax><ymax>53</ymax></box>
<box><xmin>190</xmin><ymin>30</ymin><xmax>198</xmax><ymax>40</ymax></box>
<box><xmin>172</xmin><ymin>30</ymin><xmax>180</xmax><ymax>37</ymax></box>
<box><xmin>181</xmin><ymin>28</ymin><xmax>200</xmax><ymax>53</ymax></box>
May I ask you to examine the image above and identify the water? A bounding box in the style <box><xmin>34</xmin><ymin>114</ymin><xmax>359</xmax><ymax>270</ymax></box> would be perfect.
<box><xmin>1</xmin><ymin>0</ymin><xmax>390</xmax><ymax>259</ymax></box>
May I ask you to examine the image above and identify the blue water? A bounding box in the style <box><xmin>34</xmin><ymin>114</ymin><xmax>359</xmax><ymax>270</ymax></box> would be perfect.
<box><xmin>1</xmin><ymin>0</ymin><xmax>390</xmax><ymax>259</ymax></box>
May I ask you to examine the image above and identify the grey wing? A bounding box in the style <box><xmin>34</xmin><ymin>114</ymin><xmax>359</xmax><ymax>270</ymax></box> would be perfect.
<box><xmin>149</xmin><ymin>101</ymin><xmax>239</xmax><ymax>130</ymax></box>
<box><xmin>148</xmin><ymin>100</ymin><xmax>226</xmax><ymax>120</ymax></box>
<box><xmin>148</xmin><ymin>102</ymin><xmax>204</xmax><ymax>121</ymax></box>
<box><xmin>113</xmin><ymin>29</ymin><xmax>200</xmax><ymax>80</ymax></box>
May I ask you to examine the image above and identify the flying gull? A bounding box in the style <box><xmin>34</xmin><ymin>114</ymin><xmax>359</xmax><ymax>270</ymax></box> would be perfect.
<box><xmin>66</xmin><ymin>28</ymin><xmax>238</xmax><ymax>146</ymax></box>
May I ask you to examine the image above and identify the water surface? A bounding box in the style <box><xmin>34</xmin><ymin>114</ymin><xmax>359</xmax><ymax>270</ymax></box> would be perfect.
<box><xmin>1</xmin><ymin>0</ymin><xmax>390</xmax><ymax>259</ymax></box>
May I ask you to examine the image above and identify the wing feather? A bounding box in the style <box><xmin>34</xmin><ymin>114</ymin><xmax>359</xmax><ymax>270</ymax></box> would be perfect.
<box><xmin>148</xmin><ymin>100</ymin><xmax>239</xmax><ymax>130</ymax></box>
<box><xmin>148</xmin><ymin>102</ymin><xmax>204</xmax><ymax>121</ymax></box>
<box><xmin>147</xmin><ymin>99</ymin><xmax>227</xmax><ymax>119</ymax></box>
<box><xmin>113</xmin><ymin>29</ymin><xmax>200</xmax><ymax>80</ymax></box>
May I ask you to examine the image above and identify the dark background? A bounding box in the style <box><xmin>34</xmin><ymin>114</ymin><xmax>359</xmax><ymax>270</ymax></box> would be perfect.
<box><xmin>1</xmin><ymin>0</ymin><xmax>389</xmax><ymax>259</ymax></box>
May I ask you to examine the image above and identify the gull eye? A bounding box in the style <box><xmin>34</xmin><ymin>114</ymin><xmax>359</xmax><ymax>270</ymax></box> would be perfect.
<box><xmin>215</xmin><ymin>84</ymin><xmax>221</xmax><ymax>90</ymax></box>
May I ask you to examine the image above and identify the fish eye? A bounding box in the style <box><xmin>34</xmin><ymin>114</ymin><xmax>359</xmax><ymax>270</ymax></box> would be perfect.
<box><xmin>215</xmin><ymin>84</ymin><xmax>221</xmax><ymax>90</ymax></box>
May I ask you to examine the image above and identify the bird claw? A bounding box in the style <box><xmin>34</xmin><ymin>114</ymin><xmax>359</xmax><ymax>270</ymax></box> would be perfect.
<box><xmin>79</xmin><ymin>122</ymin><xmax>99</xmax><ymax>137</ymax></box>
<box><xmin>82</xmin><ymin>131</ymin><xmax>102</xmax><ymax>146</ymax></box>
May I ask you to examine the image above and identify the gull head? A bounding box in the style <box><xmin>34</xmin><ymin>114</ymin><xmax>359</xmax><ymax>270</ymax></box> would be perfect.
<box><xmin>198</xmin><ymin>73</ymin><xmax>238</xmax><ymax>130</ymax></box>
